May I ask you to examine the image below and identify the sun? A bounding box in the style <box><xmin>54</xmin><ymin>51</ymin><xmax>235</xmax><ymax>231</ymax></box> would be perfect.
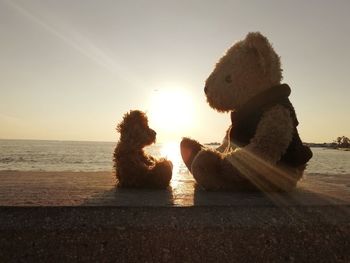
<box><xmin>147</xmin><ymin>86</ymin><xmax>195</xmax><ymax>140</ymax></box>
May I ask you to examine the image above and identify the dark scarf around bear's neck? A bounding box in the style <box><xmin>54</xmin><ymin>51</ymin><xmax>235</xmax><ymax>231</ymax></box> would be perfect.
<box><xmin>230</xmin><ymin>84</ymin><xmax>312</xmax><ymax>167</ymax></box>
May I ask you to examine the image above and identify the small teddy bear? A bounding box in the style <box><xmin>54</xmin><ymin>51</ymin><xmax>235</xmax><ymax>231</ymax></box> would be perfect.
<box><xmin>181</xmin><ymin>32</ymin><xmax>312</xmax><ymax>192</ymax></box>
<box><xmin>113</xmin><ymin>110</ymin><xmax>173</xmax><ymax>189</ymax></box>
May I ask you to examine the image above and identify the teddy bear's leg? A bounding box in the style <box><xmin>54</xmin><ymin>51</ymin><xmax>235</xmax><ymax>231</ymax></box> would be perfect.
<box><xmin>181</xmin><ymin>138</ymin><xmax>256</xmax><ymax>190</ymax></box>
<box><xmin>147</xmin><ymin>159</ymin><xmax>173</xmax><ymax>189</ymax></box>
<box><xmin>190</xmin><ymin>149</ymin><xmax>226</xmax><ymax>190</ymax></box>
<box><xmin>224</xmin><ymin>151</ymin><xmax>303</xmax><ymax>192</ymax></box>
<box><xmin>180</xmin><ymin>138</ymin><xmax>204</xmax><ymax>172</ymax></box>
<box><xmin>192</xmin><ymin>149</ymin><xmax>257</xmax><ymax>191</ymax></box>
<box><xmin>271</xmin><ymin>164</ymin><xmax>306</xmax><ymax>192</ymax></box>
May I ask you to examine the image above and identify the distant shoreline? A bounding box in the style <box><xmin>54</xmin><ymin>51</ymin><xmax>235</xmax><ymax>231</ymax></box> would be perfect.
<box><xmin>305</xmin><ymin>142</ymin><xmax>350</xmax><ymax>150</ymax></box>
<box><xmin>204</xmin><ymin>142</ymin><xmax>220</xmax><ymax>146</ymax></box>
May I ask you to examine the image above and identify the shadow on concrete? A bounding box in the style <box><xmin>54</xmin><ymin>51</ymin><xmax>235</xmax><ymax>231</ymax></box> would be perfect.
<box><xmin>80</xmin><ymin>173</ymin><xmax>350</xmax><ymax>207</ymax></box>
<box><xmin>193</xmin><ymin>184</ymin><xmax>274</xmax><ymax>206</ymax></box>
<box><xmin>82</xmin><ymin>185</ymin><xmax>175</xmax><ymax>206</ymax></box>
<box><xmin>193</xmin><ymin>184</ymin><xmax>349</xmax><ymax>207</ymax></box>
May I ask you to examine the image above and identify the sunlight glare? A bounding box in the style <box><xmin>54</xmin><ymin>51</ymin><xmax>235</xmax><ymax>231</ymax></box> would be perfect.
<box><xmin>160</xmin><ymin>141</ymin><xmax>182</xmax><ymax>166</ymax></box>
<box><xmin>160</xmin><ymin>141</ymin><xmax>183</xmax><ymax>188</ymax></box>
<box><xmin>148</xmin><ymin>87</ymin><xmax>194</xmax><ymax>140</ymax></box>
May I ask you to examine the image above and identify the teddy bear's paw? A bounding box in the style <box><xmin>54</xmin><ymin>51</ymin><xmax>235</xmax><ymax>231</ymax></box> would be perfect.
<box><xmin>180</xmin><ymin>137</ymin><xmax>204</xmax><ymax>172</ymax></box>
<box><xmin>148</xmin><ymin>161</ymin><xmax>173</xmax><ymax>189</ymax></box>
<box><xmin>191</xmin><ymin>149</ymin><xmax>227</xmax><ymax>190</ymax></box>
<box><xmin>158</xmin><ymin>158</ymin><xmax>173</xmax><ymax>170</ymax></box>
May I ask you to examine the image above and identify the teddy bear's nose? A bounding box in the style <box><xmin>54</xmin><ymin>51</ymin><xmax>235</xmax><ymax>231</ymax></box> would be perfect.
<box><xmin>204</xmin><ymin>86</ymin><xmax>208</xmax><ymax>94</ymax></box>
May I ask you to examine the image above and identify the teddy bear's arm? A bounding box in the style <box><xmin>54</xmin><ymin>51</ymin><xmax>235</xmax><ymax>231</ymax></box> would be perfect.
<box><xmin>246</xmin><ymin>104</ymin><xmax>294</xmax><ymax>163</ymax></box>
<box><xmin>216</xmin><ymin>125</ymin><xmax>235</xmax><ymax>153</ymax></box>
<box><xmin>226</xmin><ymin>104</ymin><xmax>294</xmax><ymax>165</ymax></box>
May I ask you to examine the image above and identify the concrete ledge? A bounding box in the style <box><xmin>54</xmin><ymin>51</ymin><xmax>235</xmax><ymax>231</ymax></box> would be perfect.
<box><xmin>0</xmin><ymin>171</ymin><xmax>349</xmax><ymax>206</ymax></box>
<box><xmin>0</xmin><ymin>171</ymin><xmax>349</xmax><ymax>262</ymax></box>
<box><xmin>1</xmin><ymin>206</ymin><xmax>349</xmax><ymax>262</ymax></box>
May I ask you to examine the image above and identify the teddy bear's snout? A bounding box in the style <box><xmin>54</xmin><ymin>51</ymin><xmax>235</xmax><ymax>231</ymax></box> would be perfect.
<box><xmin>204</xmin><ymin>85</ymin><xmax>208</xmax><ymax>94</ymax></box>
<box><xmin>150</xmin><ymin>129</ymin><xmax>156</xmax><ymax>137</ymax></box>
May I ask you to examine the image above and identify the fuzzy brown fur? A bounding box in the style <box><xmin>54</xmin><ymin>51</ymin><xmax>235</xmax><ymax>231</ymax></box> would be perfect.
<box><xmin>113</xmin><ymin>110</ymin><xmax>172</xmax><ymax>189</ymax></box>
<box><xmin>180</xmin><ymin>32</ymin><xmax>311</xmax><ymax>192</ymax></box>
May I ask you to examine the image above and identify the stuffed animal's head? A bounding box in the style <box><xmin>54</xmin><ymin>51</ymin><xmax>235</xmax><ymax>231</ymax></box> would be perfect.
<box><xmin>204</xmin><ymin>32</ymin><xmax>282</xmax><ymax>112</ymax></box>
<box><xmin>117</xmin><ymin>110</ymin><xmax>156</xmax><ymax>148</ymax></box>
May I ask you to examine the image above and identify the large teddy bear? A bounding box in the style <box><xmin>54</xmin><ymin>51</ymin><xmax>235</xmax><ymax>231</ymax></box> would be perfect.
<box><xmin>180</xmin><ymin>32</ymin><xmax>312</xmax><ymax>192</ymax></box>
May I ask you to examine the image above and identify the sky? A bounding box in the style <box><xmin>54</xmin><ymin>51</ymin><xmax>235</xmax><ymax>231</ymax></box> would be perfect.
<box><xmin>0</xmin><ymin>0</ymin><xmax>349</xmax><ymax>143</ymax></box>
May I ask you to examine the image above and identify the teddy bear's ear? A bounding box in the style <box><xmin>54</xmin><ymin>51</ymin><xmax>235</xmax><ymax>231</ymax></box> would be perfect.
<box><xmin>244</xmin><ymin>32</ymin><xmax>272</xmax><ymax>74</ymax></box>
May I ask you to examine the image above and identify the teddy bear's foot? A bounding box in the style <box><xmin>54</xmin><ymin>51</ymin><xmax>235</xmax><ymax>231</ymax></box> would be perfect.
<box><xmin>180</xmin><ymin>137</ymin><xmax>204</xmax><ymax>172</ymax></box>
<box><xmin>147</xmin><ymin>159</ymin><xmax>173</xmax><ymax>189</ymax></box>
<box><xmin>191</xmin><ymin>149</ymin><xmax>230</xmax><ymax>190</ymax></box>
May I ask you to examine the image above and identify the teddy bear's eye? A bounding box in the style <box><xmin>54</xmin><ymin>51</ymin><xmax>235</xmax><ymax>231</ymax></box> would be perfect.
<box><xmin>225</xmin><ymin>75</ymin><xmax>232</xmax><ymax>83</ymax></box>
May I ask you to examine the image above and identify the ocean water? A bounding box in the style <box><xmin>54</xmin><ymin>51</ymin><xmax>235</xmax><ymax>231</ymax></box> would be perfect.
<box><xmin>0</xmin><ymin>140</ymin><xmax>116</xmax><ymax>172</ymax></box>
<box><xmin>0</xmin><ymin>139</ymin><xmax>349</xmax><ymax>175</ymax></box>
